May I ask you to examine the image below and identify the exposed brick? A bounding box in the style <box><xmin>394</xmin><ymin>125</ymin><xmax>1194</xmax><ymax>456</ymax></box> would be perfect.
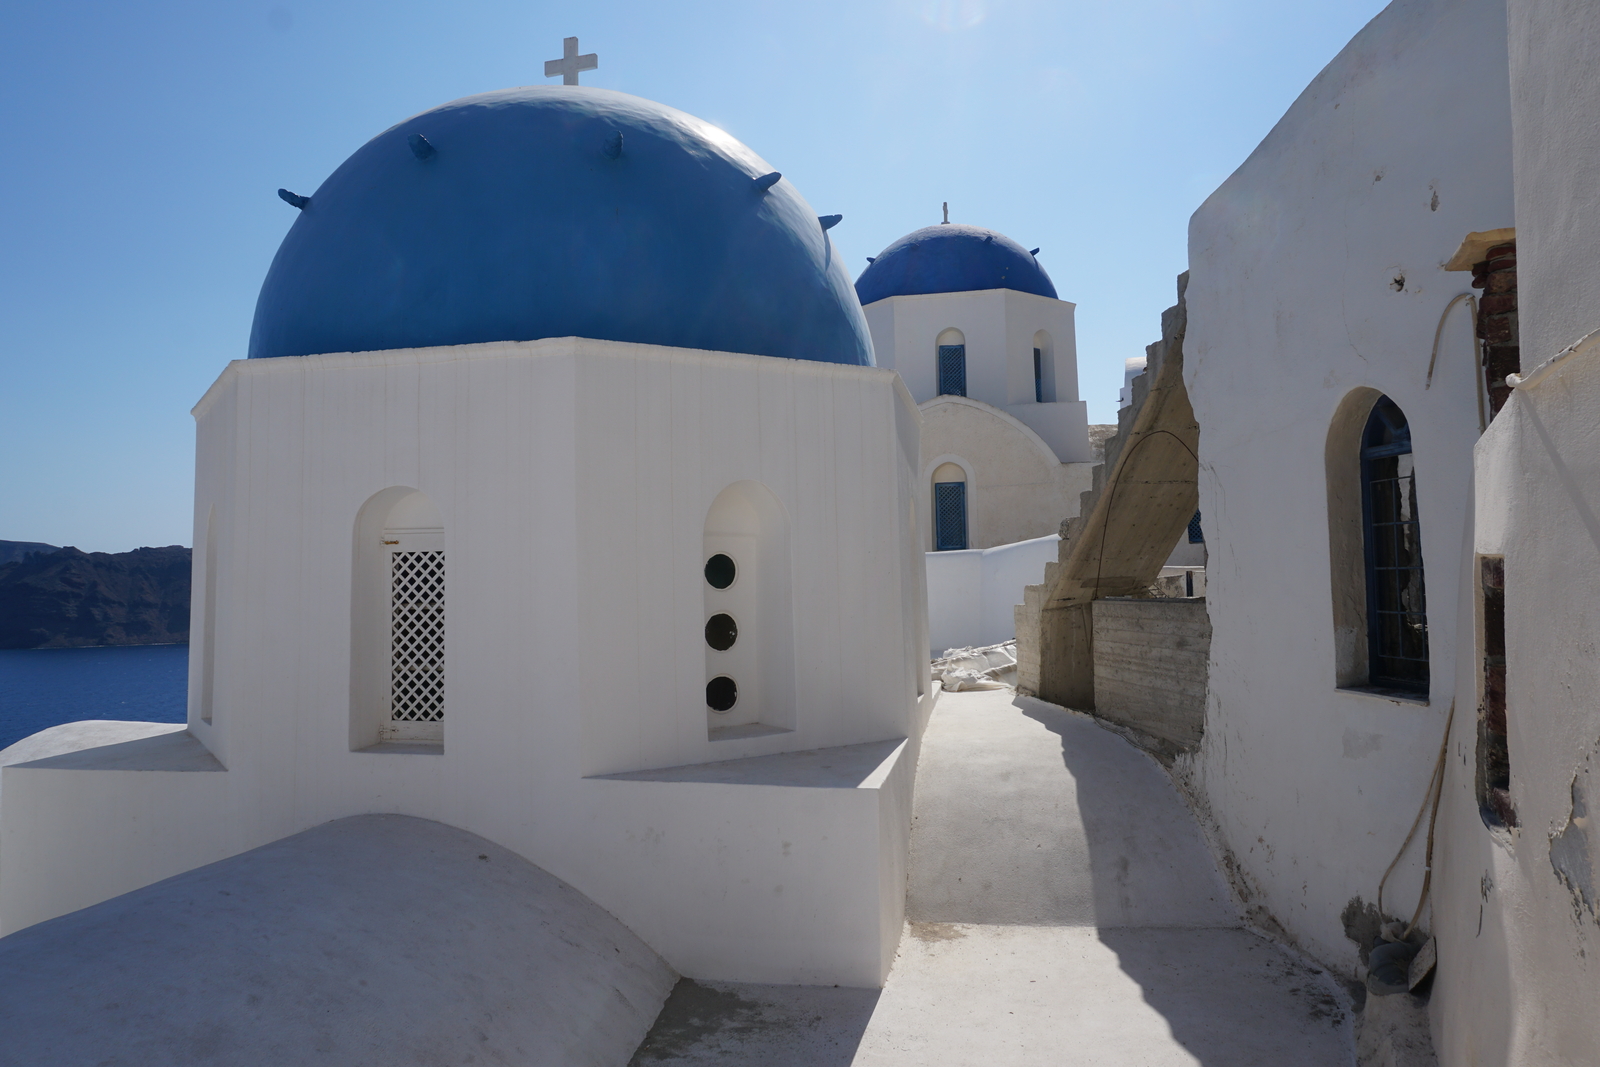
<box><xmin>1479</xmin><ymin>316</ymin><xmax>1516</xmax><ymax>345</ymax></box>
<box><xmin>1478</xmin><ymin>293</ymin><xmax>1517</xmax><ymax>316</ymax></box>
<box><xmin>1474</xmin><ymin>240</ymin><xmax>1519</xmax><ymax>418</ymax></box>
<box><xmin>1485</xmin><ymin>347</ymin><xmax>1521</xmax><ymax>379</ymax></box>
<box><xmin>1482</xmin><ymin>271</ymin><xmax>1518</xmax><ymax>295</ymax></box>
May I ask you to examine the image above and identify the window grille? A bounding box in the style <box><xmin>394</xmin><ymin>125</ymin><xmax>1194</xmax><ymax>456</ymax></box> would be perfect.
<box><xmin>391</xmin><ymin>550</ymin><xmax>445</xmax><ymax>722</ymax></box>
<box><xmin>1361</xmin><ymin>398</ymin><xmax>1428</xmax><ymax>691</ymax></box>
<box><xmin>938</xmin><ymin>345</ymin><xmax>967</xmax><ymax>397</ymax></box>
<box><xmin>1034</xmin><ymin>347</ymin><xmax>1044</xmax><ymax>403</ymax></box>
<box><xmin>933</xmin><ymin>482</ymin><xmax>968</xmax><ymax>551</ymax></box>
<box><xmin>1187</xmin><ymin>511</ymin><xmax>1204</xmax><ymax>544</ymax></box>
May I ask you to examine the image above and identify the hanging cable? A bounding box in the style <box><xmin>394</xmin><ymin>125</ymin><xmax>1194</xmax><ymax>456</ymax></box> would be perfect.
<box><xmin>1376</xmin><ymin>700</ymin><xmax>1456</xmax><ymax>939</ymax></box>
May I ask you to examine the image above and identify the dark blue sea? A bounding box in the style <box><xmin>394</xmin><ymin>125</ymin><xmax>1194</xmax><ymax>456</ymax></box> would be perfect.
<box><xmin>0</xmin><ymin>645</ymin><xmax>188</xmax><ymax>753</ymax></box>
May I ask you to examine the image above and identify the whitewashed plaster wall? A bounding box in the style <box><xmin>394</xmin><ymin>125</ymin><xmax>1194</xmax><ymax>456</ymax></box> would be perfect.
<box><xmin>1431</xmin><ymin>353</ymin><xmax>1600</xmax><ymax>1067</ymax></box>
<box><xmin>918</xmin><ymin>396</ymin><xmax>1093</xmax><ymax>550</ymax></box>
<box><xmin>925</xmin><ymin>534</ymin><xmax>1060</xmax><ymax>654</ymax></box>
<box><xmin>1427</xmin><ymin>3</ymin><xmax>1600</xmax><ymax>1063</ymax></box>
<box><xmin>0</xmin><ymin>338</ymin><xmax>933</xmax><ymax>989</ymax></box>
<box><xmin>864</xmin><ymin>289</ymin><xmax>1091</xmax><ymax>462</ymax></box>
<box><xmin>1183</xmin><ymin>0</ymin><xmax>1511</xmax><ymax>972</ymax></box>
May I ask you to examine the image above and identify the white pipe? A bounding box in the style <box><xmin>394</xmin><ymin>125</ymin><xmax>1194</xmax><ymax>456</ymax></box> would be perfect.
<box><xmin>1507</xmin><ymin>327</ymin><xmax>1600</xmax><ymax>391</ymax></box>
<box><xmin>1424</xmin><ymin>293</ymin><xmax>1485</xmax><ymax>433</ymax></box>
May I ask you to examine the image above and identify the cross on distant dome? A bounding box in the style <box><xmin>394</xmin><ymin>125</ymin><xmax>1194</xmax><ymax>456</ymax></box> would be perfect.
<box><xmin>544</xmin><ymin>37</ymin><xmax>598</xmax><ymax>86</ymax></box>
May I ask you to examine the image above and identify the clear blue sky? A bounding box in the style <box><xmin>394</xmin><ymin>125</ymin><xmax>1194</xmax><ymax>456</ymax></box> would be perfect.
<box><xmin>0</xmin><ymin>0</ymin><xmax>1385</xmax><ymax>553</ymax></box>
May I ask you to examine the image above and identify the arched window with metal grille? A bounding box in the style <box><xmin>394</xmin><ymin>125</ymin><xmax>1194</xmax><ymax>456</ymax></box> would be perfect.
<box><xmin>1361</xmin><ymin>397</ymin><xmax>1429</xmax><ymax>692</ymax></box>
<box><xmin>931</xmin><ymin>462</ymin><xmax>969</xmax><ymax>551</ymax></box>
<box><xmin>936</xmin><ymin>328</ymin><xmax>966</xmax><ymax>397</ymax></box>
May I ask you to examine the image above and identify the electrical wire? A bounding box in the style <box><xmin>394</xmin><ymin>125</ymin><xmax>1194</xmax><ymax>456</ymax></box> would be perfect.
<box><xmin>1424</xmin><ymin>293</ymin><xmax>1486</xmax><ymax>433</ymax></box>
<box><xmin>1376</xmin><ymin>699</ymin><xmax>1456</xmax><ymax>940</ymax></box>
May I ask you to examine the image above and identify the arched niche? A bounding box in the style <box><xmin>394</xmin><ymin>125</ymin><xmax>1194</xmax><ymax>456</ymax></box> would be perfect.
<box><xmin>936</xmin><ymin>327</ymin><xmax>967</xmax><ymax>397</ymax></box>
<box><xmin>702</xmin><ymin>481</ymin><xmax>795</xmax><ymax>740</ymax></box>
<box><xmin>1327</xmin><ymin>389</ymin><xmax>1431</xmax><ymax>696</ymax></box>
<box><xmin>1327</xmin><ymin>388</ymin><xmax>1383</xmax><ymax>688</ymax></box>
<box><xmin>1032</xmin><ymin>329</ymin><xmax>1057</xmax><ymax>403</ymax></box>
<box><xmin>351</xmin><ymin>487</ymin><xmax>447</xmax><ymax>750</ymax></box>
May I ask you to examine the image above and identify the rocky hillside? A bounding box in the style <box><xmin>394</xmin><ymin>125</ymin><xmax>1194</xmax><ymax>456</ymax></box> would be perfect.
<box><xmin>0</xmin><ymin>543</ymin><xmax>191</xmax><ymax>649</ymax></box>
<box><xmin>0</xmin><ymin>540</ymin><xmax>58</xmax><ymax>566</ymax></box>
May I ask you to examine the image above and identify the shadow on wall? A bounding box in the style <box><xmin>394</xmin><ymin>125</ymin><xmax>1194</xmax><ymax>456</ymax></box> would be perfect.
<box><xmin>1014</xmin><ymin>696</ymin><xmax>1355</xmax><ymax>1066</ymax></box>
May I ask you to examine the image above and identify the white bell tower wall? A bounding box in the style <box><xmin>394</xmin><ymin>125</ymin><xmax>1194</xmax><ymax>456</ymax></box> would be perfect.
<box><xmin>0</xmin><ymin>336</ymin><xmax>934</xmax><ymax>988</ymax></box>
<box><xmin>863</xmin><ymin>288</ymin><xmax>1091</xmax><ymax>463</ymax></box>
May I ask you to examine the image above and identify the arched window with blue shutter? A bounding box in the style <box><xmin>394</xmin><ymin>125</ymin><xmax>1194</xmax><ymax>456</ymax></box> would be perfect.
<box><xmin>930</xmin><ymin>461</ymin><xmax>969</xmax><ymax>551</ymax></box>
<box><xmin>1361</xmin><ymin>397</ymin><xmax>1429</xmax><ymax>692</ymax></box>
<box><xmin>936</xmin><ymin>328</ymin><xmax>967</xmax><ymax>397</ymax></box>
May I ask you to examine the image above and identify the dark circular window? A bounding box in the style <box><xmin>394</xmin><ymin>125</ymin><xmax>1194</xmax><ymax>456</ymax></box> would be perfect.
<box><xmin>706</xmin><ymin>675</ymin><xmax>738</xmax><ymax>712</ymax></box>
<box><xmin>704</xmin><ymin>553</ymin><xmax>736</xmax><ymax>589</ymax></box>
<box><xmin>705</xmin><ymin>613</ymin><xmax>738</xmax><ymax>651</ymax></box>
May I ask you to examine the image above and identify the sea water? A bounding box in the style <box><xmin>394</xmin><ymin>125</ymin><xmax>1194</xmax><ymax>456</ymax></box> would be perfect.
<box><xmin>0</xmin><ymin>645</ymin><xmax>188</xmax><ymax>752</ymax></box>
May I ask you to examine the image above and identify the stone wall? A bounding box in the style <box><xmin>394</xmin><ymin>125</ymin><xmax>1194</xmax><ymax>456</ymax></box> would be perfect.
<box><xmin>1090</xmin><ymin>597</ymin><xmax>1209</xmax><ymax>750</ymax></box>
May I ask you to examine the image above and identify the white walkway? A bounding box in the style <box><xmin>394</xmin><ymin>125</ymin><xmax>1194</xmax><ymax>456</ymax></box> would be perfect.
<box><xmin>631</xmin><ymin>690</ymin><xmax>1355</xmax><ymax>1066</ymax></box>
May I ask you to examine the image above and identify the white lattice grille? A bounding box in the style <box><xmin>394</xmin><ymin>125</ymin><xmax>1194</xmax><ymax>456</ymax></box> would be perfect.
<box><xmin>391</xmin><ymin>550</ymin><xmax>445</xmax><ymax>722</ymax></box>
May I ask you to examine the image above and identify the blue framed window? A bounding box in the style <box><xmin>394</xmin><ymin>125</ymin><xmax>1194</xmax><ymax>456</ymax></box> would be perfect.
<box><xmin>933</xmin><ymin>482</ymin><xmax>967</xmax><ymax>551</ymax></box>
<box><xmin>1187</xmin><ymin>511</ymin><xmax>1204</xmax><ymax>544</ymax></box>
<box><xmin>938</xmin><ymin>345</ymin><xmax>967</xmax><ymax>397</ymax></box>
<box><xmin>1034</xmin><ymin>347</ymin><xmax>1044</xmax><ymax>403</ymax></box>
<box><xmin>1361</xmin><ymin>397</ymin><xmax>1429</xmax><ymax>692</ymax></box>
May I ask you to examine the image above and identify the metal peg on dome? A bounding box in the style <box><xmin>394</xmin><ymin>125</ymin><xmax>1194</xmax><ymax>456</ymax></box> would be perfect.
<box><xmin>818</xmin><ymin>214</ymin><xmax>842</xmax><ymax>231</ymax></box>
<box><xmin>278</xmin><ymin>188</ymin><xmax>310</xmax><ymax>210</ymax></box>
<box><xmin>753</xmin><ymin>171</ymin><xmax>781</xmax><ymax>193</ymax></box>
<box><xmin>866</xmin><ymin>256</ymin><xmax>875</xmax><ymax>263</ymax></box>
<box><xmin>408</xmin><ymin>134</ymin><xmax>436</xmax><ymax>160</ymax></box>
<box><xmin>1030</xmin><ymin>248</ymin><xmax>1040</xmax><ymax>256</ymax></box>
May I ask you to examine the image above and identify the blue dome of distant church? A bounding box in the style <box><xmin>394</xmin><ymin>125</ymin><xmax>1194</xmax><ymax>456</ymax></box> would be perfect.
<box><xmin>248</xmin><ymin>87</ymin><xmax>872</xmax><ymax>365</ymax></box>
<box><xmin>854</xmin><ymin>224</ymin><xmax>1056</xmax><ymax>305</ymax></box>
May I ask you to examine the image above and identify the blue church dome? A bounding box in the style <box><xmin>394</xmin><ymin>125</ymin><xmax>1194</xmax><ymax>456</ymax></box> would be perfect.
<box><xmin>248</xmin><ymin>87</ymin><xmax>872</xmax><ymax>366</ymax></box>
<box><xmin>854</xmin><ymin>224</ymin><xmax>1056</xmax><ymax>305</ymax></box>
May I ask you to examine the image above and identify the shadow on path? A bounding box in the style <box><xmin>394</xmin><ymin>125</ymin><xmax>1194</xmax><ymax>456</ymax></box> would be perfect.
<box><xmin>631</xmin><ymin>979</ymin><xmax>880</xmax><ymax>1067</ymax></box>
<box><xmin>1017</xmin><ymin>693</ymin><xmax>1352</xmax><ymax>1066</ymax></box>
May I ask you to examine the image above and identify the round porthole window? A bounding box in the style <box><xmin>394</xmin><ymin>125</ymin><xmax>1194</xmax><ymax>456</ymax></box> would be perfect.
<box><xmin>705</xmin><ymin>613</ymin><xmax>738</xmax><ymax>651</ymax></box>
<box><xmin>704</xmin><ymin>553</ymin><xmax>736</xmax><ymax>589</ymax></box>
<box><xmin>706</xmin><ymin>675</ymin><xmax>738</xmax><ymax>712</ymax></box>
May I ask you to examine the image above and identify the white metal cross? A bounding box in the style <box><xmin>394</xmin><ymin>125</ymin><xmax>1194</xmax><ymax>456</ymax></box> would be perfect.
<box><xmin>544</xmin><ymin>37</ymin><xmax>598</xmax><ymax>86</ymax></box>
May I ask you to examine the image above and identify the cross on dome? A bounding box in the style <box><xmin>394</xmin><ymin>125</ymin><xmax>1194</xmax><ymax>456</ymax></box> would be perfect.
<box><xmin>544</xmin><ymin>36</ymin><xmax>598</xmax><ymax>85</ymax></box>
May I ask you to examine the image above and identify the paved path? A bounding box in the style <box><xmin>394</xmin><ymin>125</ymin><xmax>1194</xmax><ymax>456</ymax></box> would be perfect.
<box><xmin>633</xmin><ymin>690</ymin><xmax>1354</xmax><ymax>1066</ymax></box>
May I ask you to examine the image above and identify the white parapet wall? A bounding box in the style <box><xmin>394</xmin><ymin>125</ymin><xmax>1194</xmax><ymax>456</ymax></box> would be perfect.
<box><xmin>926</xmin><ymin>534</ymin><xmax>1060</xmax><ymax>655</ymax></box>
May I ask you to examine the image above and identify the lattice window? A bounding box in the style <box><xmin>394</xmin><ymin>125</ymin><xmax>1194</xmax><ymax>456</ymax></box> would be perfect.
<box><xmin>938</xmin><ymin>345</ymin><xmax>967</xmax><ymax>397</ymax></box>
<box><xmin>1187</xmin><ymin>511</ymin><xmax>1204</xmax><ymax>544</ymax></box>
<box><xmin>391</xmin><ymin>550</ymin><xmax>445</xmax><ymax>722</ymax></box>
<box><xmin>933</xmin><ymin>481</ymin><xmax>968</xmax><ymax>551</ymax></box>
